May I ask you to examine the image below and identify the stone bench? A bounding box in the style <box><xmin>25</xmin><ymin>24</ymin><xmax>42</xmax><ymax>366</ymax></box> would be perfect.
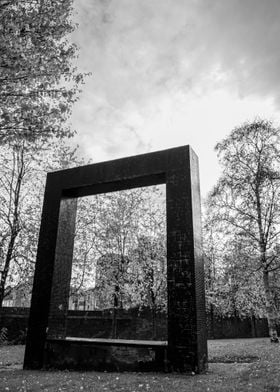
<box><xmin>45</xmin><ymin>337</ymin><xmax>168</xmax><ymax>371</ymax></box>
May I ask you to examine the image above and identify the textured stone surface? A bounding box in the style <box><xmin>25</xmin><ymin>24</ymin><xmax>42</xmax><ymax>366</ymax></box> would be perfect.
<box><xmin>24</xmin><ymin>145</ymin><xmax>208</xmax><ymax>372</ymax></box>
<box><xmin>47</xmin><ymin>198</ymin><xmax>77</xmax><ymax>339</ymax></box>
<box><xmin>44</xmin><ymin>339</ymin><xmax>167</xmax><ymax>372</ymax></box>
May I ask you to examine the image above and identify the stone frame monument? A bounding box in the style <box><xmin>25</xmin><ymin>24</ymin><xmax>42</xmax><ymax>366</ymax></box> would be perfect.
<box><xmin>24</xmin><ymin>145</ymin><xmax>207</xmax><ymax>373</ymax></box>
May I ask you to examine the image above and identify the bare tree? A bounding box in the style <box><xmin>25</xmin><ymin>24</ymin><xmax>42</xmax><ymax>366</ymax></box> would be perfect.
<box><xmin>208</xmin><ymin>119</ymin><xmax>280</xmax><ymax>339</ymax></box>
<box><xmin>0</xmin><ymin>137</ymin><xmax>82</xmax><ymax>309</ymax></box>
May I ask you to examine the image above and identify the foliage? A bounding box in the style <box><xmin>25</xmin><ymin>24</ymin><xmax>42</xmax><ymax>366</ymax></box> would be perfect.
<box><xmin>0</xmin><ymin>0</ymin><xmax>87</xmax><ymax>309</ymax></box>
<box><xmin>0</xmin><ymin>0</ymin><xmax>85</xmax><ymax>142</ymax></box>
<box><xmin>206</xmin><ymin>119</ymin><xmax>280</xmax><ymax>333</ymax></box>
<box><xmin>203</xmin><ymin>211</ymin><xmax>266</xmax><ymax>318</ymax></box>
<box><xmin>0</xmin><ymin>136</ymin><xmax>84</xmax><ymax>308</ymax></box>
<box><xmin>130</xmin><ymin>234</ymin><xmax>167</xmax><ymax>312</ymax></box>
<box><xmin>70</xmin><ymin>185</ymin><xmax>167</xmax><ymax>313</ymax></box>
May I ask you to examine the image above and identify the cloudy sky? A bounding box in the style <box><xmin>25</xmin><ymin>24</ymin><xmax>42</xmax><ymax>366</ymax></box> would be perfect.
<box><xmin>70</xmin><ymin>0</ymin><xmax>280</xmax><ymax>198</ymax></box>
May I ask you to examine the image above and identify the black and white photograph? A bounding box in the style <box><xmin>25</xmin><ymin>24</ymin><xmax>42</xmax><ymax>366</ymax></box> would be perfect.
<box><xmin>1</xmin><ymin>0</ymin><xmax>280</xmax><ymax>390</ymax></box>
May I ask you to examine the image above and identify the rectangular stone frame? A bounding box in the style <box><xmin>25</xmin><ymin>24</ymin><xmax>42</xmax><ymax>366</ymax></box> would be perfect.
<box><xmin>24</xmin><ymin>145</ymin><xmax>207</xmax><ymax>373</ymax></box>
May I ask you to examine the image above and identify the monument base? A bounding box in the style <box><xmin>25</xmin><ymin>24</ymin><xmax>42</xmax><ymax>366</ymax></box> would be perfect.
<box><xmin>44</xmin><ymin>338</ymin><xmax>168</xmax><ymax>372</ymax></box>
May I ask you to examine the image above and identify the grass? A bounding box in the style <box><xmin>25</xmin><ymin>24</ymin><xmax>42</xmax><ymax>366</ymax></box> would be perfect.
<box><xmin>0</xmin><ymin>339</ymin><xmax>280</xmax><ymax>391</ymax></box>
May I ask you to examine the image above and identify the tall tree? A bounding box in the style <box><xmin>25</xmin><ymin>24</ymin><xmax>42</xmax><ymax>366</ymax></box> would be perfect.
<box><xmin>70</xmin><ymin>185</ymin><xmax>167</xmax><ymax>337</ymax></box>
<box><xmin>0</xmin><ymin>0</ymin><xmax>84</xmax><ymax>142</ymax></box>
<box><xmin>92</xmin><ymin>188</ymin><xmax>151</xmax><ymax>338</ymax></box>
<box><xmin>91</xmin><ymin>186</ymin><xmax>166</xmax><ymax>310</ymax></box>
<box><xmin>203</xmin><ymin>212</ymin><xmax>266</xmax><ymax>319</ymax></box>
<box><xmin>208</xmin><ymin>119</ymin><xmax>280</xmax><ymax>338</ymax></box>
<box><xmin>131</xmin><ymin>234</ymin><xmax>167</xmax><ymax>338</ymax></box>
<box><xmin>0</xmin><ymin>136</ymin><xmax>82</xmax><ymax>309</ymax></box>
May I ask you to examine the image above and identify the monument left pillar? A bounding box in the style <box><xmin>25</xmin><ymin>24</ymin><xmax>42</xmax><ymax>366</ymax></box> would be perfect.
<box><xmin>24</xmin><ymin>173</ymin><xmax>77</xmax><ymax>369</ymax></box>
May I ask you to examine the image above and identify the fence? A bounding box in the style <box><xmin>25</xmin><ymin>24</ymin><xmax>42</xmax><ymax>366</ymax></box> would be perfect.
<box><xmin>0</xmin><ymin>307</ymin><xmax>272</xmax><ymax>343</ymax></box>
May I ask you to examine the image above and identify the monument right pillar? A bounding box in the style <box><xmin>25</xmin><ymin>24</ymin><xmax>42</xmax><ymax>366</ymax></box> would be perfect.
<box><xmin>166</xmin><ymin>146</ymin><xmax>207</xmax><ymax>373</ymax></box>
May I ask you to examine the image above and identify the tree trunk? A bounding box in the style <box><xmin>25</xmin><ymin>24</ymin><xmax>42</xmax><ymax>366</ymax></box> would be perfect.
<box><xmin>0</xmin><ymin>228</ymin><xmax>18</xmax><ymax>309</ymax></box>
<box><xmin>0</xmin><ymin>145</ymin><xmax>26</xmax><ymax>326</ymax></box>
<box><xmin>263</xmin><ymin>270</ymin><xmax>278</xmax><ymax>340</ymax></box>
<box><xmin>210</xmin><ymin>303</ymin><xmax>215</xmax><ymax>339</ymax></box>
<box><xmin>111</xmin><ymin>285</ymin><xmax>119</xmax><ymax>339</ymax></box>
<box><xmin>151</xmin><ymin>306</ymin><xmax>156</xmax><ymax>339</ymax></box>
<box><xmin>255</xmin><ymin>183</ymin><xmax>278</xmax><ymax>340</ymax></box>
<box><xmin>151</xmin><ymin>290</ymin><xmax>156</xmax><ymax>339</ymax></box>
<box><xmin>0</xmin><ymin>179</ymin><xmax>22</xmax><ymax>309</ymax></box>
<box><xmin>250</xmin><ymin>315</ymin><xmax>256</xmax><ymax>338</ymax></box>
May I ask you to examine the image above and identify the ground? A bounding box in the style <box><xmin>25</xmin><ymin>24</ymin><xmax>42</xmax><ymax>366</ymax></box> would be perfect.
<box><xmin>0</xmin><ymin>339</ymin><xmax>279</xmax><ymax>391</ymax></box>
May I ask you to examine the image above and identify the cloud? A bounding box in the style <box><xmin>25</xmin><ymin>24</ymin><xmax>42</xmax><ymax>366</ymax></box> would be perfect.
<box><xmin>73</xmin><ymin>0</ymin><xmax>280</xmax><ymax>102</ymax></box>
<box><xmin>198</xmin><ymin>0</ymin><xmax>280</xmax><ymax>101</ymax></box>
<box><xmin>70</xmin><ymin>0</ymin><xmax>280</xmax><ymax>194</ymax></box>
